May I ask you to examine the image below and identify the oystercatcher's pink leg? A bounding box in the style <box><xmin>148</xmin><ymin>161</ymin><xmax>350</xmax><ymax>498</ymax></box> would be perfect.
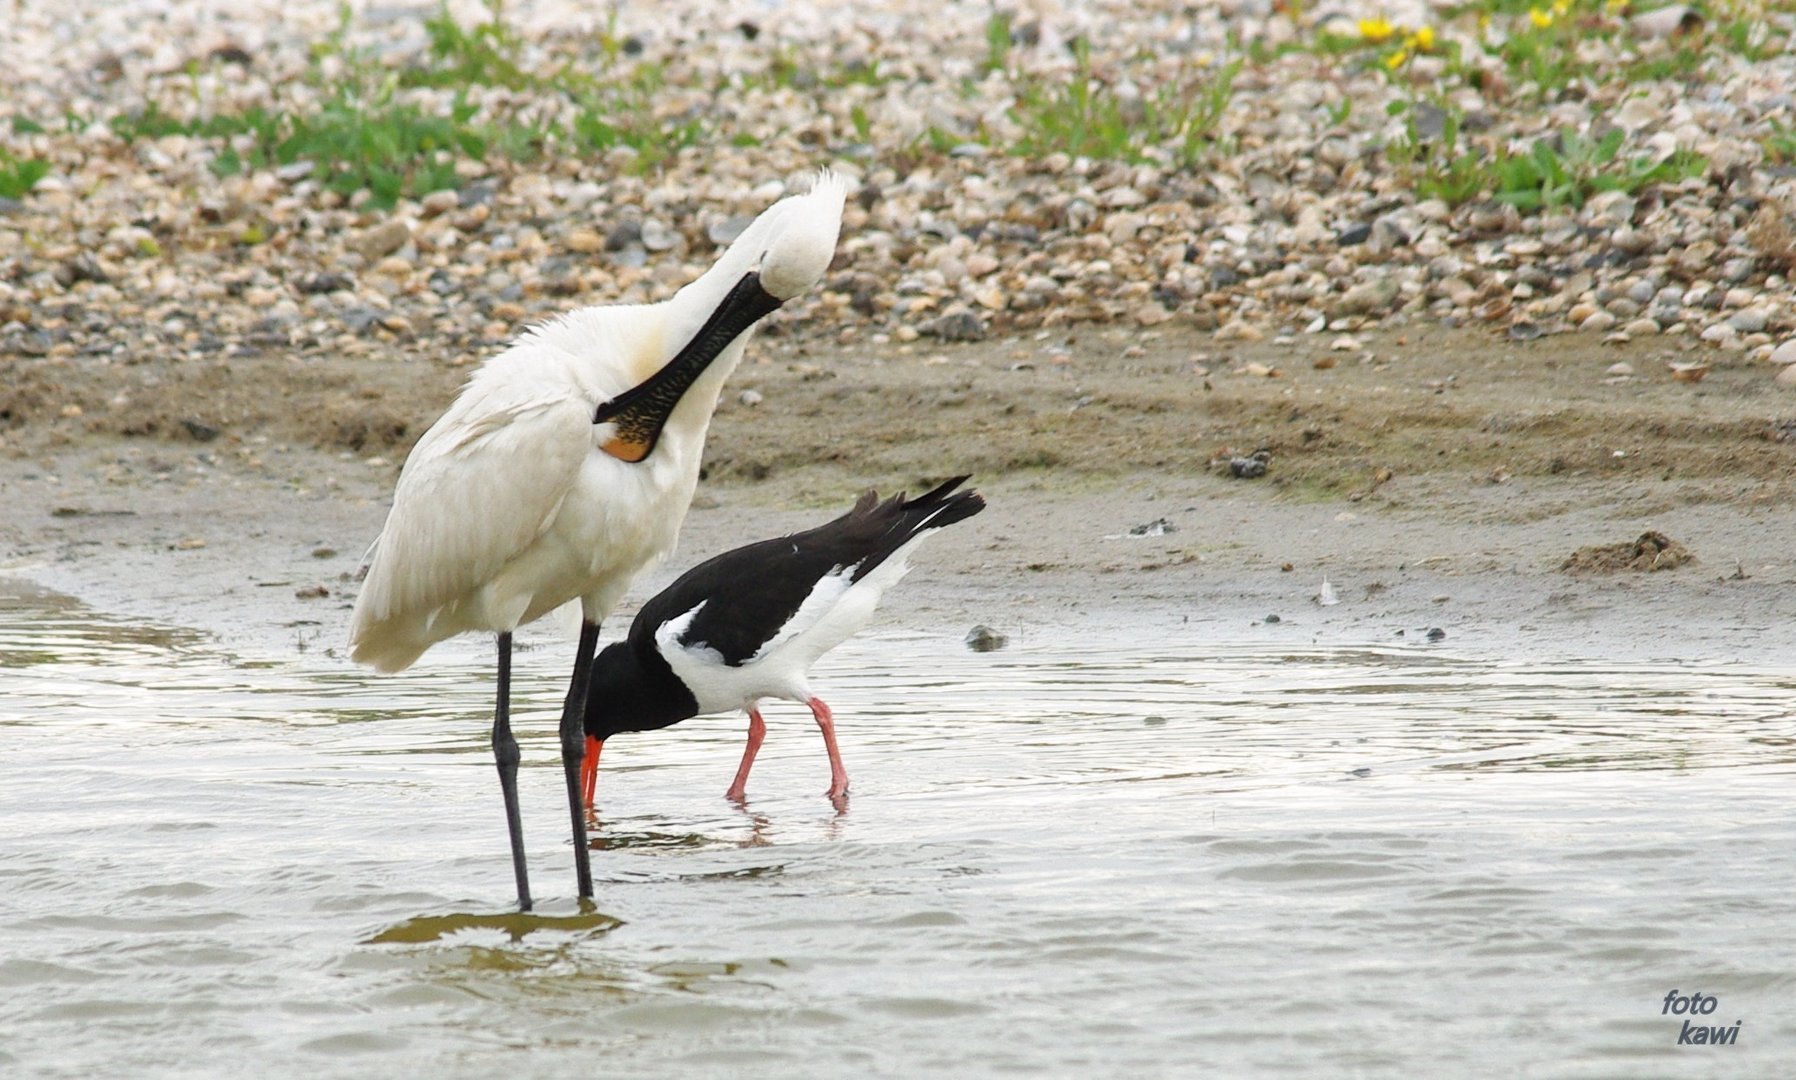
<box><xmin>808</xmin><ymin>697</ymin><xmax>849</xmax><ymax>798</ymax></box>
<box><xmin>725</xmin><ymin>708</ymin><xmax>766</xmax><ymax>802</ymax></box>
<box><xmin>580</xmin><ymin>735</ymin><xmax>602</xmax><ymax>812</ymax></box>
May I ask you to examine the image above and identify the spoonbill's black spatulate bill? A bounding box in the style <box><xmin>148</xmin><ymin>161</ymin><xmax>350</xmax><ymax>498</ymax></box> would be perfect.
<box><xmin>347</xmin><ymin>172</ymin><xmax>847</xmax><ymax>910</ymax></box>
<box><xmin>580</xmin><ymin>477</ymin><xmax>986</xmax><ymax>807</ymax></box>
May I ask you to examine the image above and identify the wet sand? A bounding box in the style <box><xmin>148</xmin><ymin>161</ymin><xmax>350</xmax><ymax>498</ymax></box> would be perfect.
<box><xmin>5</xmin><ymin>324</ymin><xmax>1794</xmax><ymax>665</ymax></box>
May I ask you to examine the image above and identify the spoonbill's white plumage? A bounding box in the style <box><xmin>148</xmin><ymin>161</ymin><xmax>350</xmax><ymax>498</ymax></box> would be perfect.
<box><xmin>348</xmin><ymin>171</ymin><xmax>846</xmax><ymax>910</ymax></box>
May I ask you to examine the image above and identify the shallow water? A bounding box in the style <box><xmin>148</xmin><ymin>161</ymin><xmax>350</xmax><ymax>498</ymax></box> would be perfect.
<box><xmin>2</xmin><ymin>581</ymin><xmax>1793</xmax><ymax>1079</ymax></box>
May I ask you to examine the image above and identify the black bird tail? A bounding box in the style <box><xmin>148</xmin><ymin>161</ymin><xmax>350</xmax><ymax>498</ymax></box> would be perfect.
<box><xmin>848</xmin><ymin>475</ymin><xmax>985</xmax><ymax>582</ymax></box>
<box><xmin>896</xmin><ymin>474</ymin><xmax>985</xmax><ymax>534</ymax></box>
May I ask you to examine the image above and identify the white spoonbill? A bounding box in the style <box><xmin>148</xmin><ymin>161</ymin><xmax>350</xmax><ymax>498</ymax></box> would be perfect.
<box><xmin>348</xmin><ymin>172</ymin><xmax>847</xmax><ymax>910</ymax></box>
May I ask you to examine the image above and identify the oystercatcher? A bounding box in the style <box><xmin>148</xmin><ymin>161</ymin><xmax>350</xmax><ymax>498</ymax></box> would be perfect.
<box><xmin>348</xmin><ymin>172</ymin><xmax>847</xmax><ymax>909</ymax></box>
<box><xmin>579</xmin><ymin>476</ymin><xmax>985</xmax><ymax>806</ymax></box>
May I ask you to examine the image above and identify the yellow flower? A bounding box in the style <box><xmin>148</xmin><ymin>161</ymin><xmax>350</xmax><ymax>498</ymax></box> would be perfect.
<box><xmin>1359</xmin><ymin>17</ymin><xmax>1396</xmax><ymax>43</ymax></box>
<box><xmin>1408</xmin><ymin>25</ymin><xmax>1436</xmax><ymax>52</ymax></box>
<box><xmin>1385</xmin><ymin>47</ymin><xmax>1410</xmax><ymax>70</ymax></box>
<box><xmin>1552</xmin><ymin>0</ymin><xmax>1571</xmax><ymax>14</ymax></box>
<box><xmin>1528</xmin><ymin>6</ymin><xmax>1554</xmax><ymax>28</ymax></box>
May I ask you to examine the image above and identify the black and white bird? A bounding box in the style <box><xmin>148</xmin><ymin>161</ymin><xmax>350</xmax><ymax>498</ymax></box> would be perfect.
<box><xmin>579</xmin><ymin>477</ymin><xmax>985</xmax><ymax>808</ymax></box>
<box><xmin>348</xmin><ymin>172</ymin><xmax>846</xmax><ymax>910</ymax></box>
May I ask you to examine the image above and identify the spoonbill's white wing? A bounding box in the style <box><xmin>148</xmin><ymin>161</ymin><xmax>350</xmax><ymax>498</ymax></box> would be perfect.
<box><xmin>351</xmin><ymin>383</ymin><xmax>591</xmax><ymax>669</ymax></box>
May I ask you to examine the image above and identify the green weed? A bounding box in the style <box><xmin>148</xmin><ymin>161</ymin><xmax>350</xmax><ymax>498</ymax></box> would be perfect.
<box><xmin>764</xmin><ymin>45</ymin><xmax>801</xmax><ymax>90</ymax></box>
<box><xmin>918</xmin><ymin>125</ymin><xmax>965</xmax><ymax>155</ymax></box>
<box><xmin>983</xmin><ymin>12</ymin><xmax>1013</xmax><ymax>75</ymax></box>
<box><xmin>406</xmin><ymin>0</ymin><xmax>531</xmax><ymax>89</ymax></box>
<box><xmin>1177</xmin><ymin>57</ymin><xmax>1243</xmax><ymax>162</ymax></box>
<box><xmin>1008</xmin><ymin>39</ymin><xmax>1120</xmax><ymax>159</ymax></box>
<box><xmin>265</xmin><ymin>88</ymin><xmax>484</xmax><ymax>203</ymax></box>
<box><xmin>92</xmin><ymin>2</ymin><xmax>676</xmax><ymax>205</ymax></box>
<box><xmin>1486</xmin><ymin>16</ymin><xmax>1587</xmax><ymax>98</ymax></box>
<box><xmin>731</xmin><ymin>46</ymin><xmax>887</xmax><ymax>96</ymax></box>
<box><xmin>1006</xmin><ymin>39</ymin><xmax>1238</xmax><ymax>166</ymax></box>
<box><xmin>832</xmin><ymin>59</ymin><xmax>886</xmax><ymax>88</ymax></box>
<box><xmin>1491</xmin><ymin>128</ymin><xmax>1706</xmax><ymax>210</ymax></box>
<box><xmin>1385</xmin><ymin>102</ymin><xmax>1490</xmax><ymax>206</ymax></box>
<box><xmin>1621</xmin><ymin>41</ymin><xmax>1706</xmax><ymax>83</ymax></box>
<box><xmin>1719</xmin><ymin>16</ymin><xmax>1786</xmax><ymax>62</ymax></box>
<box><xmin>568</xmin><ymin>108</ymin><xmax>700</xmax><ymax>167</ymax></box>
<box><xmin>1764</xmin><ymin>122</ymin><xmax>1796</xmax><ymax>166</ymax></box>
<box><xmin>568</xmin><ymin>81</ymin><xmax>704</xmax><ymax>172</ymax></box>
<box><xmin>110</xmin><ymin>85</ymin><xmax>495</xmax><ymax>208</ymax></box>
<box><xmin>0</xmin><ymin>145</ymin><xmax>51</xmax><ymax>198</ymax></box>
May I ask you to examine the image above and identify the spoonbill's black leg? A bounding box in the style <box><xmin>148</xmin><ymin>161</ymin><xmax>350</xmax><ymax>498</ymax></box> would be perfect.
<box><xmin>493</xmin><ymin>631</ymin><xmax>532</xmax><ymax>912</ymax></box>
<box><xmin>559</xmin><ymin>620</ymin><xmax>601</xmax><ymax>900</ymax></box>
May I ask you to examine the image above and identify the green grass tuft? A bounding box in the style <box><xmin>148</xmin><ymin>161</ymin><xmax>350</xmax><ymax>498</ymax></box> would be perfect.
<box><xmin>1764</xmin><ymin>122</ymin><xmax>1796</xmax><ymax>166</ymax></box>
<box><xmin>1491</xmin><ymin>128</ymin><xmax>1706</xmax><ymax>210</ymax></box>
<box><xmin>0</xmin><ymin>146</ymin><xmax>51</xmax><ymax>198</ymax></box>
<box><xmin>1385</xmin><ymin>104</ymin><xmax>1706</xmax><ymax>212</ymax></box>
<box><xmin>1006</xmin><ymin>39</ymin><xmax>1239</xmax><ymax>166</ymax></box>
<box><xmin>1385</xmin><ymin>103</ymin><xmax>1488</xmax><ymax>206</ymax></box>
<box><xmin>983</xmin><ymin>12</ymin><xmax>1014</xmax><ymax>75</ymax></box>
<box><xmin>406</xmin><ymin>0</ymin><xmax>532</xmax><ymax>90</ymax></box>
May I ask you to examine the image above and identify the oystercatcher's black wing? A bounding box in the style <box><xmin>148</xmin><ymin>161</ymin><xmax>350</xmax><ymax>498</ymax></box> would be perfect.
<box><xmin>628</xmin><ymin>477</ymin><xmax>984</xmax><ymax>667</ymax></box>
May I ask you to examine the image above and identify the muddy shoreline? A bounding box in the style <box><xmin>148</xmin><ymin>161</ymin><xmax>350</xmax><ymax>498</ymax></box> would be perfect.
<box><xmin>6</xmin><ymin>325</ymin><xmax>1794</xmax><ymax>667</ymax></box>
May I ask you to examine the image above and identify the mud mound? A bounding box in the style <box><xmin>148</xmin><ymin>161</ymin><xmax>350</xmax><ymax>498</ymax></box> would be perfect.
<box><xmin>1562</xmin><ymin>531</ymin><xmax>1694</xmax><ymax>573</ymax></box>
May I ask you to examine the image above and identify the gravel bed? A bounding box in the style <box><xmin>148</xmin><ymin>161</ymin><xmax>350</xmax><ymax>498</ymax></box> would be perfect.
<box><xmin>2</xmin><ymin>0</ymin><xmax>1794</xmax><ymax>406</ymax></box>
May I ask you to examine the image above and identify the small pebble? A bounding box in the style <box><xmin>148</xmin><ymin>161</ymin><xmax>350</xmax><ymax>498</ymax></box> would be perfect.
<box><xmin>1226</xmin><ymin>451</ymin><xmax>1270</xmax><ymax>478</ymax></box>
<box><xmin>640</xmin><ymin>220</ymin><xmax>678</xmax><ymax>252</ymax></box>
<box><xmin>1332</xmin><ymin>279</ymin><xmax>1400</xmax><ymax>318</ymax></box>
<box><xmin>565</xmin><ymin>229</ymin><xmax>604</xmax><ymax>254</ymax></box>
<box><xmin>1729</xmin><ymin>308</ymin><xmax>1770</xmax><ymax>334</ymax></box>
<box><xmin>707</xmin><ymin>215</ymin><xmax>754</xmax><ymax>246</ymax></box>
<box><xmin>420</xmin><ymin>190</ymin><xmax>460</xmax><ymax>217</ymax></box>
<box><xmin>353</xmin><ymin>220</ymin><xmax>411</xmax><ymax>262</ymax></box>
<box><xmin>1215</xmin><ymin>321</ymin><xmax>1264</xmax><ymax>343</ymax></box>
<box><xmin>964</xmin><ymin>625</ymin><xmax>1008</xmax><ymax>652</ymax></box>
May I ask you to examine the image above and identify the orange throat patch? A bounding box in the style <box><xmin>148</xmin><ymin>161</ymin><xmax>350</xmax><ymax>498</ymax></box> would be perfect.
<box><xmin>600</xmin><ymin>435</ymin><xmax>653</xmax><ymax>463</ymax></box>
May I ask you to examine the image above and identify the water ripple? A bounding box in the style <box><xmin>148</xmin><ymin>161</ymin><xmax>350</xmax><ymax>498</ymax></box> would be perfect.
<box><xmin>2</xmin><ymin>584</ymin><xmax>1795</xmax><ymax>1077</ymax></box>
